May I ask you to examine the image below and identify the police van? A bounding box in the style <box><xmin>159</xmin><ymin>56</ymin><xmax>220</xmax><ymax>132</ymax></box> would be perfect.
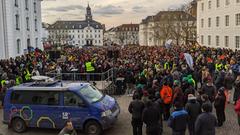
<box><xmin>3</xmin><ymin>76</ymin><xmax>120</xmax><ymax>135</ymax></box>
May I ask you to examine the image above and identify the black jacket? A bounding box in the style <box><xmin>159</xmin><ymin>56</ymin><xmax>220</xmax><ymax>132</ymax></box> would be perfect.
<box><xmin>142</xmin><ymin>106</ymin><xmax>160</xmax><ymax>127</ymax></box>
<box><xmin>202</xmin><ymin>84</ymin><xmax>216</xmax><ymax>102</ymax></box>
<box><xmin>185</xmin><ymin>99</ymin><xmax>201</xmax><ymax>124</ymax></box>
<box><xmin>128</xmin><ymin>99</ymin><xmax>145</xmax><ymax>120</ymax></box>
<box><xmin>234</xmin><ymin>80</ymin><xmax>240</xmax><ymax>102</ymax></box>
<box><xmin>195</xmin><ymin>112</ymin><xmax>217</xmax><ymax>135</ymax></box>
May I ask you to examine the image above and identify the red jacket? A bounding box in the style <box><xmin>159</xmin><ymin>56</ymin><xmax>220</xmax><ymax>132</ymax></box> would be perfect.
<box><xmin>235</xmin><ymin>98</ymin><xmax>240</xmax><ymax>116</ymax></box>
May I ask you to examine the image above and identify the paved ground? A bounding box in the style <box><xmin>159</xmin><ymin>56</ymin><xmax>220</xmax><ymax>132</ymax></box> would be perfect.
<box><xmin>0</xmin><ymin>95</ymin><xmax>239</xmax><ymax>135</ymax></box>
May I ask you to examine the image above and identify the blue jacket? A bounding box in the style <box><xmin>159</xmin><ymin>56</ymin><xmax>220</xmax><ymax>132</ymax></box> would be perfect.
<box><xmin>168</xmin><ymin>108</ymin><xmax>188</xmax><ymax>132</ymax></box>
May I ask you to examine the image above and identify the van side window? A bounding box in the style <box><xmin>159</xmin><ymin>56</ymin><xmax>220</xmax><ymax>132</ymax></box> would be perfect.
<box><xmin>11</xmin><ymin>91</ymin><xmax>59</xmax><ymax>105</ymax></box>
<box><xmin>64</xmin><ymin>92</ymin><xmax>84</xmax><ymax>106</ymax></box>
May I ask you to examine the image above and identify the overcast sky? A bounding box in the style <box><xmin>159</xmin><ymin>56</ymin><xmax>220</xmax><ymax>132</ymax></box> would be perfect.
<box><xmin>42</xmin><ymin>0</ymin><xmax>192</xmax><ymax>29</ymax></box>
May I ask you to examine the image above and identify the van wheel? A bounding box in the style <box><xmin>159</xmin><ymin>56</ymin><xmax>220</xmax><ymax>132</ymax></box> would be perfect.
<box><xmin>85</xmin><ymin>121</ymin><xmax>102</xmax><ymax>135</ymax></box>
<box><xmin>12</xmin><ymin>118</ymin><xmax>27</xmax><ymax>133</ymax></box>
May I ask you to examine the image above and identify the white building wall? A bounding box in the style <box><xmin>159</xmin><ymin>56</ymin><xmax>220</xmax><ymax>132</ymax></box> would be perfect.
<box><xmin>197</xmin><ymin>0</ymin><xmax>240</xmax><ymax>49</ymax></box>
<box><xmin>0</xmin><ymin>0</ymin><xmax>6</xmax><ymax>58</ymax></box>
<box><xmin>0</xmin><ymin>0</ymin><xmax>42</xmax><ymax>59</ymax></box>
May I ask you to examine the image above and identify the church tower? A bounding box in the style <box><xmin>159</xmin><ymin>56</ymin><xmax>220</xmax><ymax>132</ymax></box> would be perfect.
<box><xmin>86</xmin><ymin>4</ymin><xmax>92</xmax><ymax>21</ymax></box>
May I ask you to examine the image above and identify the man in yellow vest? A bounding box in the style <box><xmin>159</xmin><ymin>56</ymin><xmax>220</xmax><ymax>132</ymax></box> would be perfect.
<box><xmin>24</xmin><ymin>69</ymin><xmax>31</xmax><ymax>82</ymax></box>
<box><xmin>15</xmin><ymin>76</ymin><xmax>22</xmax><ymax>85</ymax></box>
<box><xmin>85</xmin><ymin>61</ymin><xmax>95</xmax><ymax>82</ymax></box>
<box><xmin>85</xmin><ymin>61</ymin><xmax>95</xmax><ymax>73</ymax></box>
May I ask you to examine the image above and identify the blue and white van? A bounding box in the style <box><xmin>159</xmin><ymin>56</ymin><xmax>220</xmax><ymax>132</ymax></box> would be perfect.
<box><xmin>3</xmin><ymin>79</ymin><xmax>120</xmax><ymax>135</ymax></box>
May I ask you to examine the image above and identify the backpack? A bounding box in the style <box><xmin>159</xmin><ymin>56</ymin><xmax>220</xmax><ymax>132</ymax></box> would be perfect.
<box><xmin>160</xmin><ymin>85</ymin><xmax>173</xmax><ymax>104</ymax></box>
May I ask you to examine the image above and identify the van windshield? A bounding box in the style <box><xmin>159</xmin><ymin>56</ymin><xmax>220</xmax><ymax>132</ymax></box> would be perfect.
<box><xmin>79</xmin><ymin>85</ymin><xmax>104</xmax><ymax>103</ymax></box>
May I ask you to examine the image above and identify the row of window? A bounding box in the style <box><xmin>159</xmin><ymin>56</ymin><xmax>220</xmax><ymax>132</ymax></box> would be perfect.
<box><xmin>201</xmin><ymin>14</ymin><xmax>240</xmax><ymax>28</ymax></box>
<box><xmin>15</xmin><ymin>15</ymin><xmax>38</xmax><ymax>31</ymax></box>
<box><xmin>49</xmin><ymin>34</ymin><xmax>102</xmax><ymax>39</ymax></box>
<box><xmin>15</xmin><ymin>0</ymin><xmax>37</xmax><ymax>13</ymax></box>
<box><xmin>49</xmin><ymin>30</ymin><xmax>102</xmax><ymax>33</ymax></box>
<box><xmin>55</xmin><ymin>40</ymin><xmax>102</xmax><ymax>45</ymax></box>
<box><xmin>200</xmin><ymin>35</ymin><xmax>240</xmax><ymax>48</ymax></box>
<box><xmin>11</xmin><ymin>91</ymin><xmax>84</xmax><ymax>106</ymax></box>
<box><xmin>201</xmin><ymin>0</ymin><xmax>240</xmax><ymax>11</ymax></box>
<box><xmin>16</xmin><ymin>38</ymin><xmax>38</xmax><ymax>54</ymax></box>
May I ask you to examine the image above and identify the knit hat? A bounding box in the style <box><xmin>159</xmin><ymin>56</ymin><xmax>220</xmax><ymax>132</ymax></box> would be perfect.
<box><xmin>188</xmin><ymin>94</ymin><xmax>196</xmax><ymax>100</ymax></box>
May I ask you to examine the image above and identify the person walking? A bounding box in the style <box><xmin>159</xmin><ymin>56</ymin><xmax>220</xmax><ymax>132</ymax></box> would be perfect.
<box><xmin>195</xmin><ymin>103</ymin><xmax>217</xmax><ymax>135</ymax></box>
<box><xmin>128</xmin><ymin>93</ymin><xmax>145</xmax><ymax>135</ymax></box>
<box><xmin>143</xmin><ymin>101</ymin><xmax>161</xmax><ymax>135</ymax></box>
<box><xmin>168</xmin><ymin>101</ymin><xmax>188</xmax><ymax>135</ymax></box>
<box><xmin>234</xmin><ymin>75</ymin><xmax>240</xmax><ymax>104</ymax></box>
<box><xmin>214</xmin><ymin>87</ymin><xmax>226</xmax><ymax>127</ymax></box>
<box><xmin>185</xmin><ymin>94</ymin><xmax>201</xmax><ymax>135</ymax></box>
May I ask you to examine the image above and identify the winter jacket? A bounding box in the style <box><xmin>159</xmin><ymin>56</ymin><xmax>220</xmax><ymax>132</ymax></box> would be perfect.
<box><xmin>168</xmin><ymin>108</ymin><xmax>188</xmax><ymax>132</ymax></box>
<box><xmin>185</xmin><ymin>99</ymin><xmax>201</xmax><ymax>124</ymax></box>
<box><xmin>234</xmin><ymin>80</ymin><xmax>240</xmax><ymax>102</ymax></box>
<box><xmin>160</xmin><ymin>85</ymin><xmax>173</xmax><ymax>104</ymax></box>
<box><xmin>143</xmin><ymin>106</ymin><xmax>161</xmax><ymax>127</ymax></box>
<box><xmin>128</xmin><ymin>99</ymin><xmax>145</xmax><ymax>120</ymax></box>
<box><xmin>202</xmin><ymin>84</ymin><xmax>216</xmax><ymax>102</ymax></box>
<box><xmin>195</xmin><ymin>112</ymin><xmax>217</xmax><ymax>135</ymax></box>
<box><xmin>224</xmin><ymin>73</ymin><xmax>234</xmax><ymax>90</ymax></box>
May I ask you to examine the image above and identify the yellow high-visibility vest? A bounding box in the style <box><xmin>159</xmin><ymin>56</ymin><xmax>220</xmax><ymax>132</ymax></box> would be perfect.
<box><xmin>164</xmin><ymin>62</ymin><xmax>170</xmax><ymax>70</ymax></box>
<box><xmin>215</xmin><ymin>63</ymin><xmax>223</xmax><ymax>71</ymax></box>
<box><xmin>85</xmin><ymin>62</ymin><xmax>95</xmax><ymax>72</ymax></box>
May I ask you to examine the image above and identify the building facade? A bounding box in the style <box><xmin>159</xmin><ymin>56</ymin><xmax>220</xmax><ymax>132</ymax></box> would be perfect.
<box><xmin>197</xmin><ymin>0</ymin><xmax>240</xmax><ymax>49</ymax></box>
<box><xmin>41</xmin><ymin>22</ymin><xmax>49</xmax><ymax>45</ymax></box>
<box><xmin>48</xmin><ymin>5</ymin><xmax>104</xmax><ymax>47</ymax></box>
<box><xmin>139</xmin><ymin>11</ymin><xmax>196</xmax><ymax>46</ymax></box>
<box><xmin>0</xmin><ymin>0</ymin><xmax>42</xmax><ymax>59</ymax></box>
<box><xmin>104</xmin><ymin>24</ymin><xmax>139</xmax><ymax>45</ymax></box>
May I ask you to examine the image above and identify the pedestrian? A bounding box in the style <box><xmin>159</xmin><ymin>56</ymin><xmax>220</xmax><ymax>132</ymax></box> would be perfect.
<box><xmin>234</xmin><ymin>75</ymin><xmax>240</xmax><ymax>104</ymax></box>
<box><xmin>234</xmin><ymin>97</ymin><xmax>240</xmax><ymax>126</ymax></box>
<box><xmin>160</xmin><ymin>81</ymin><xmax>173</xmax><ymax>120</ymax></box>
<box><xmin>58</xmin><ymin>120</ymin><xmax>77</xmax><ymax>135</ymax></box>
<box><xmin>202</xmin><ymin>77</ymin><xmax>217</xmax><ymax>103</ymax></box>
<box><xmin>168</xmin><ymin>101</ymin><xmax>188</xmax><ymax>135</ymax></box>
<box><xmin>153</xmin><ymin>92</ymin><xmax>164</xmax><ymax>135</ymax></box>
<box><xmin>128</xmin><ymin>93</ymin><xmax>145</xmax><ymax>135</ymax></box>
<box><xmin>195</xmin><ymin>103</ymin><xmax>217</xmax><ymax>135</ymax></box>
<box><xmin>185</xmin><ymin>94</ymin><xmax>201</xmax><ymax>135</ymax></box>
<box><xmin>143</xmin><ymin>101</ymin><xmax>161</xmax><ymax>135</ymax></box>
<box><xmin>214</xmin><ymin>87</ymin><xmax>226</xmax><ymax>127</ymax></box>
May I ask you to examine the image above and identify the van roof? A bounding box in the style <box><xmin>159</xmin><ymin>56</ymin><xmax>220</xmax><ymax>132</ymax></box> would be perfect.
<box><xmin>11</xmin><ymin>81</ymin><xmax>90</xmax><ymax>91</ymax></box>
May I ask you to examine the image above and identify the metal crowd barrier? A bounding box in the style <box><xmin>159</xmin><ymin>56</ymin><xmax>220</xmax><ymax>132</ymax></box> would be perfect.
<box><xmin>45</xmin><ymin>68</ymin><xmax>116</xmax><ymax>94</ymax></box>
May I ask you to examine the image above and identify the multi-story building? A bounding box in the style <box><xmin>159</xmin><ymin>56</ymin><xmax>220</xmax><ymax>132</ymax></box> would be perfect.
<box><xmin>104</xmin><ymin>27</ymin><xmax>117</xmax><ymax>46</ymax></box>
<box><xmin>104</xmin><ymin>24</ymin><xmax>139</xmax><ymax>45</ymax></box>
<box><xmin>48</xmin><ymin>5</ymin><xmax>104</xmax><ymax>46</ymax></box>
<box><xmin>197</xmin><ymin>0</ymin><xmax>240</xmax><ymax>49</ymax></box>
<box><xmin>0</xmin><ymin>0</ymin><xmax>42</xmax><ymax>59</ymax></box>
<box><xmin>139</xmin><ymin>11</ymin><xmax>196</xmax><ymax>46</ymax></box>
<box><xmin>41</xmin><ymin>22</ymin><xmax>49</xmax><ymax>45</ymax></box>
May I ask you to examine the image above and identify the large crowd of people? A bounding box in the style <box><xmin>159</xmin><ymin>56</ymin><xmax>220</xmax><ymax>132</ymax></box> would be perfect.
<box><xmin>1</xmin><ymin>44</ymin><xmax>240</xmax><ymax>134</ymax></box>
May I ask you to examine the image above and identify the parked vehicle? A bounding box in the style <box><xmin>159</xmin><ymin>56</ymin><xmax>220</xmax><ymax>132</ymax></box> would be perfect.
<box><xmin>3</xmin><ymin>77</ymin><xmax>120</xmax><ymax>135</ymax></box>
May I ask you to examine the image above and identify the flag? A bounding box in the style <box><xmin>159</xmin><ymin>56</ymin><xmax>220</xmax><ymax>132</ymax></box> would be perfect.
<box><xmin>184</xmin><ymin>53</ymin><xmax>194</xmax><ymax>70</ymax></box>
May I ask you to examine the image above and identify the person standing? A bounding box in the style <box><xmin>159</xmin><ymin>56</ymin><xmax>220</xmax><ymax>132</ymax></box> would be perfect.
<box><xmin>195</xmin><ymin>103</ymin><xmax>217</xmax><ymax>135</ymax></box>
<box><xmin>214</xmin><ymin>87</ymin><xmax>226</xmax><ymax>127</ymax></box>
<box><xmin>235</xmin><ymin>97</ymin><xmax>240</xmax><ymax>126</ymax></box>
<box><xmin>128</xmin><ymin>94</ymin><xmax>145</xmax><ymax>135</ymax></box>
<box><xmin>160</xmin><ymin>81</ymin><xmax>173</xmax><ymax>120</ymax></box>
<box><xmin>185</xmin><ymin>94</ymin><xmax>201</xmax><ymax>135</ymax></box>
<box><xmin>234</xmin><ymin>75</ymin><xmax>240</xmax><ymax>104</ymax></box>
<box><xmin>143</xmin><ymin>101</ymin><xmax>161</xmax><ymax>135</ymax></box>
<box><xmin>202</xmin><ymin>78</ymin><xmax>216</xmax><ymax>103</ymax></box>
<box><xmin>168</xmin><ymin>101</ymin><xmax>188</xmax><ymax>135</ymax></box>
